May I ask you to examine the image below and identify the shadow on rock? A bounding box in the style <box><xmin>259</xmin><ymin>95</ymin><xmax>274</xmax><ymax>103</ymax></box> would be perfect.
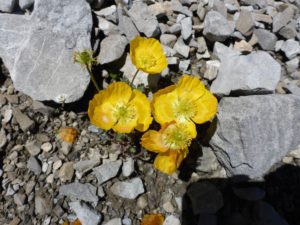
<box><xmin>182</xmin><ymin>164</ymin><xmax>300</xmax><ymax>225</ymax></box>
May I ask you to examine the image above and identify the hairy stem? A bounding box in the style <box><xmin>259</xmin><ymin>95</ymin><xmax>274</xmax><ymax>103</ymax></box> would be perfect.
<box><xmin>130</xmin><ymin>69</ymin><xmax>139</xmax><ymax>87</ymax></box>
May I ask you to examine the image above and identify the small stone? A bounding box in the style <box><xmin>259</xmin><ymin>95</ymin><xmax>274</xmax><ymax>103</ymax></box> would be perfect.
<box><xmin>169</xmin><ymin>24</ymin><xmax>181</xmax><ymax>34</ymax></box>
<box><xmin>98</xmin><ymin>34</ymin><xmax>128</xmax><ymax>64</ymax></box>
<box><xmin>93</xmin><ymin>160</ymin><xmax>122</xmax><ymax>184</ymax></box>
<box><xmin>288</xmin><ymin>147</ymin><xmax>300</xmax><ymax>159</ymax></box>
<box><xmin>253</xmin><ymin>29</ymin><xmax>277</xmax><ymax>51</ymax></box>
<box><xmin>234</xmin><ymin>40</ymin><xmax>253</xmax><ymax>52</ymax></box>
<box><xmin>203</xmin><ymin>11</ymin><xmax>234</xmax><ymax>42</ymax></box>
<box><xmin>180</xmin><ymin>17</ymin><xmax>192</xmax><ymax>40</ymax></box>
<box><xmin>174</xmin><ymin>37</ymin><xmax>190</xmax><ymax>58</ymax></box>
<box><xmin>35</xmin><ymin>194</ymin><xmax>51</xmax><ymax>216</ymax></box>
<box><xmin>97</xmin><ymin>186</ymin><xmax>105</xmax><ymax>198</ymax></box>
<box><xmin>117</xmin><ymin>8</ymin><xmax>139</xmax><ymax>41</ymax></box>
<box><xmin>122</xmin><ymin>158</ymin><xmax>134</xmax><ymax>177</ymax></box>
<box><xmin>284</xmin><ymin>83</ymin><xmax>300</xmax><ymax>96</ymax></box>
<box><xmin>59</xmin><ymin>182</ymin><xmax>98</xmax><ymax>204</ymax></box>
<box><xmin>27</xmin><ymin>156</ymin><xmax>42</xmax><ymax>175</ymax></box>
<box><xmin>0</xmin><ymin>95</ymin><xmax>6</xmax><ymax>107</ymax></box>
<box><xmin>179</xmin><ymin>60</ymin><xmax>190</xmax><ymax>72</ymax></box>
<box><xmin>13</xmin><ymin>108</ymin><xmax>35</xmax><ymax>132</ymax></box>
<box><xmin>2</xmin><ymin>109</ymin><xmax>13</xmax><ymax>123</ymax></box>
<box><xmin>60</xmin><ymin>142</ymin><xmax>72</xmax><ymax>155</ymax></box>
<box><xmin>74</xmin><ymin>159</ymin><xmax>100</xmax><ymax>178</ymax></box>
<box><xmin>14</xmin><ymin>193</ymin><xmax>26</xmax><ymax>206</ymax></box>
<box><xmin>95</xmin><ymin>5</ymin><xmax>116</xmax><ymax>17</ymax></box>
<box><xmin>160</xmin><ymin>34</ymin><xmax>177</xmax><ymax>47</ymax></box>
<box><xmin>69</xmin><ymin>201</ymin><xmax>101</xmax><ymax>225</ymax></box>
<box><xmin>42</xmin><ymin>162</ymin><xmax>48</xmax><ymax>173</ymax></box>
<box><xmin>279</xmin><ymin>20</ymin><xmax>297</xmax><ymax>39</ymax></box>
<box><xmin>281</xmin><ymin>39</ymin><xmax>300</xmax><ymax>59</ymax></box>
<box><xmin>196</xmin><ymin>37</ymin><xmax>208</xmax><ymax>53</ymax></box>
<box><xmin>18</xmin><ymin>0</ymin><xmax>34</xmax><ymax>10</ymax></box>
<box><xmin>275</xmin><ymin>40</ymin><xmax>284</xmax><ymax>52</ymax></box>
<box><xmin>53</xmin><ymin>160</ymin><xmax>62</xmax><ymax>172</ymax></box>
<box><xmin>163</xmin><ymin>215</ymin><xmax>181</xmax><ymax>225</ymax></box>
<box><xmin>110</xmin><ymin>177</ymin><xmax>144</xmax><ymax>199</ymax></box>
<box><xmin>204</xmin><ymin>60</ymin><xmax>220</xmax><ymax>81</ymax></box>
<box><xmin>137</xmin><ymin>195</ymin><xmax>148</xmax><ymax>209</ymax></box>
<box><xmin>0</xmin><ymin>129</ymin><xmax>7</xmax><ymax>149</ymax></box>
<box><xmin>273</xmin><ymin>6</ymin><xmax>295</xmax><ymax>33</ymax></box>
<box><xmin>163</xmin><ymin>201</ymin><xmax>175</xmax><ymax>213</ymax></box>
<box><xmin>41</xmin><ymin>142</ymin><xmax>52</xmax><ymax>152</ymax></box>
<box><xmin>8</xmin><ymin>217</ymin><xmax>21</xmax><ymax>225</ymax></box>
<box><xmin>282</xmin><ymin>156</ymin><xmax>294</xmax><ymax>164</ymax></box>
<box><xmin>25</xmin><ymin>180</ymin><xmax>35</xmax><ymax>194</ymax></box>
<box><xmin>97</xmin><ymin>17</ymin><xmax>119</xmax><ymax>36</ymax></box>
<box><xmin>236</xmin><ymin>10</ymin><xmax>255</xmax><ymax>36</ymax></box>
<box><xmin>46</xmin><ymin>174</ymin><xmax>54</xmax><ymax>183</ymax></box>
<box><xmin>104</xmin><ymin>218</ymin><xmax>122</xmax><ymax>225</ymax></box>
<box><xmin>32</xmin><ymin>101</ymin><xmax>54</xmax><ymax>115</ymax></box>
<box><xmin>0</xmin><ymin>0</ymin><xmax>17</xmax><ymax>12</ymax></box>
<box><xmin>169</xmin><ymin>0</ymin><xmax>192</xmax><ymax>17</ymax></box>
<box><xmin>167</xmin><ymin>57</ymin><xmax>179</xmax><ymax>65</ymax></box>
<box><xmin>122</xmin><ymin>218</ymin><xmax>132</xmax><ymax>225</ymax></box>
<box><xmin>58</xmin><ymin>162</ymin><xmax>74</xmax><ymax>182</ymax></box>
<box><xmin>128</xmin><ymin>1</ymin><xmax>160</xmax><ymax>37</ymax></box>
<box><xmin>196</xmin><ymin>147</ymin><xmax>219</xmax><ymax>172</ymax></box>
<box><xmin>197</xmin><ymin>3</ymin><xmax>206</xmax><ymax>21</ymax></box>
<box><xmin>148</xmin><ymin>2</ymin><xmax>166</xmax><ymax>18</ymax></box>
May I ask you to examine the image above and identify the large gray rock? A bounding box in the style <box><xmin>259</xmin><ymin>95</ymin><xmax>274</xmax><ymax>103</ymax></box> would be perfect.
<box><xmin>210</xmin><ymin>51</ymin><xmax>281</xmax><ymax>95</ymax></box>
<box><xmin>110</xmin><ymin>177</ymin><xmax>144</xmax><ymax>199</ymax></box>
<box><xmin>128</xmin><ymin>1</ymin><xmax>159</xmax><ymax>37</ymax></box>
<box><xmin>0</xmin><ymin>0</ymin><xmax>92</xmax><ymax>103</ymax></box>
<box><xmin>203</xmin><ymin>11</ymin><xmax>234</xmax><ymax>42</ymax></box>
<box><xmin>253</xmin><ymin>29</ymin><xmax>277</xmax><ymax>51</ymax></box>
<box><xmin>273</xmin><ymin>6</ymin><xmax>295</xmax><ymax>33</ymax></box>
<box><xmin>93</xmin><ymin>160</ymin><xmax>122</xmax><ymax>184</ymax></box>
<box><xmin>235</xmin><ymin>10</ymin><xmax>254</xmax><ymax>36</ymax></box>
<box><xmin>280</xmin><ymin>39</ymin><xmax>300</xmax><ymax>59</ymax></box>
<box><xmin>210</xmin><ymin>95</ymin><xmax>300</xmax><ymax>178</ymax></box>
<box><xmin>70</xmin><ymin>201</ymin><xmax>101</xmax><ymax>225</ymax></box>
<box><xmin>0</xmin><ymin>0</ymin><xmax>16</xmax><ymax>12</ymax></box>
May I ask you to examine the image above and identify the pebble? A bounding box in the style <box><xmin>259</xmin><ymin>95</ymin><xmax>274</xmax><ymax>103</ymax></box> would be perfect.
<box><xmin>60</xmin><ymin>142</ymin><xmax>72</xmax><ymax>155</ymax></box>
<box><xmin>122</xmin><ymin>158</ymin><xmax>134</xmax><ymax>177</ymax></box>
<box><xmin>2</xmin><ymin>108</ymin><xmax>13</xmax><ymax>123</ymax></box>
<box><xmin>35</xmin><ymin>194</ymin><xmax>51</xmax><ymax>216</ymax></box>
<box><xmin>137</xmin><ymin>195</ymin><xmax>148</xmax><ymax>209</ymax></box>
<box><xmin>27</xmin><ymin>156</ymin><xmax>42</xmax><ymax>175</ymax></box>
<box><xmin>0</xmin><ymin>129</ymin><xmax>7</xmax><ymax>149</ymax></box>
<box><xmin>204</xmin><ymin>60</ymin><xmax>220</xmax><ymax>81</ymax></box>
<box><xmin>41</xmin><ymin>142</ymin><xmax>52</xmax><ymax>152</ymax></box>
<box><xmin>97</xmin><ymin>186</ymin><xmax>105</xmax><ymax>198</ymax></box>
<box><xmin>104</xmin><ymin>218</ymin><xmax>122</xmax><ymax>225</ymax></box>
<box><xmin>25</xmin><ymin>141</ymin><xmax>41</xmax><ymax>156</ymax></box>
<box><xmin>236</xmin><ymin>10</ymin><xmax>255</xmax><ymax>36</ymax></box>
<box><xmin>234</xmin><ymin>40</ymin><xmax>253</xmax><ymax>52</ymax></box>
<box><xmin>110</xmin><ymin>177</ymin><xmax>145</xmax><ymax>199</ymax></box>
<box><xmin>53</xmin><ymin>160</ymin><xmax>62</xmax><ymax>172</ymax></box>
<box><xmin>253</xmin><ymin>29</ymin><xmax>277</xmax><ymax>51</ymax></box>
<box><xmin>13</xmin><ymin>193</ymin><xmax>26</xmax><ymax>206</ymax></box>
<box><xmin>160</xmin><ymin>34</ymin><xmax>177</xmax><ymax>47</ymax></box>
<box><xmin>69</xmin><ymin>201</ymin><xmax>102</xmax><ymax>225</ymax></box>
<box><xmin>272</xmin><ymin>6</ymin><xmax>294</xmax><ymax>33</ymax></box>
<box><xmin>93</xmin><ymin>160</ymin><xmax>122</xmax><ymax>184</ymax></box>
<box><xmin>13</xmin><ymin>108</ymin><xmax>35</xmax><ymax>132</ymax></box>
<box><xmin>280</xmin><ymin>39</ymin><xmax>300</xmax><ymax>59</ymax></box>
<box><xmin>179</xmin><ymin>59</ymin><xmax>190</xmax><ymax>72</ymax></box>
<box><xmin>163</xmin><ymin>215</ymin><xmax>181</xmax><ymax>225</ymax></box>
<box><xmin>25</xmin><ymin>180</ymin><xmax>36</xmax><ymax>194</ymax></box>
<box><xmin>74</xmin><ymin>159</ymin><xmax>100</xmax><ymax>178</ymax></box>
<box><xmin>174</xmin><ymin>37</ymin><xmax>190</xmax><ymax>58</ymax></box>
<box><xmin>163</xmin><ymin>201</ymin><xmax>175</xmax><ymax>213</ymax></box>
<box><xmin>180</xmin><ymin>17</ymin><xmax>192</xmax><ymax>40</ymax></box>
<box><xmin>58</xmin><ymin>162</ymin><xmax>74</xmax><ymax>182</ymax></box>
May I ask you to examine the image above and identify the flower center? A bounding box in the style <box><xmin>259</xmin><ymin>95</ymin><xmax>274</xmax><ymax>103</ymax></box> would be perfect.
<box><xmin>162</xmin><ymin>124</ymin><xmax>192</xmax><ymax>151</ymax></box>
<box><xmin>139</xmin><ymin>54</ymin><xmax>157</xmax><ymax>69</ymax></box>
<box><xmin>113</xmin><ymin>103</ymin><xmax>136</xmax><ymax>123</ymax></box>
<box><xmin>172</xmin><ymin>98</ymin><xmax>196</xmax><ymax>121</ymax></box>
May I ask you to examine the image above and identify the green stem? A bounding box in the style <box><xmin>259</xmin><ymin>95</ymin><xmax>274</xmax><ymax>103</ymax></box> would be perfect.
<box><xmin>130</xmin><ymin>69</ymin><xmax>139</xmax><ymax>87</ymax></box>
<box><xmin>86</xmin><ymin>63</ymin><xmax>100</xmax><ymax>91</ymax></box>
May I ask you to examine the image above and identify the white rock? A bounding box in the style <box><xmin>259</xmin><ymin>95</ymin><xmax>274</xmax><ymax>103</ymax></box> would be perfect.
<box><xmin>97</xmin><ymin>17</ymin><xmax>119</xmax><ymax>36</ymax></box>
<box><xmin>0</xmin><ymin>0</ymin><xmax>17</xmax><ymax>12</ymax></box>
<box><xmin>122</xmin><ymin>158</ymin><xmax>134</xmax><ymax>177</ymax></box>
<box><xmin>179</xmin><ymin>60</ymin><xmax>190</xmax><ymax>72</ymax></box>
<box><xmin>2</xmin><ymin>109</ymin><xmax>13</xmax><ymax>123</ymax></box>
<box><xmin>174</xmin><ymin>37</ymin><xmax>190</xmax><ymax>58</ymax></box>
<box><xmin>70</xmin><ymin>201</ymin><xmax>101</xmax><ymax>225</ymax></box>
<box><xmin>117</xmin><ymin>7</ymin><xmax>139</xmax><ymax>41</ymax></box>
<box><xmin>160</xmin><ymin>34</ymin><xmax>177</xmax><ymax>47</ymax></box>
<box><xmin>58</xmin><ymin>162</ymin><xmax>74</xmax><ymax>182</ymax></box>
<box><xmin>74</xmin><ymin>159</ymin><xmax>100</xmax><ymax>178</ymax></box>
<box><xmin>98</xmin><ymin>34</ymin><xmax>128</xmax><ymax>64</ymax></box>
<box><xmin>93</xmin><ymin>160</ymin><xmax>122</xmax><ymax>184</ymax></box>
<box><xmin>204</xmin><ymin>60</ymin><xmax>220</xmax><ymax>81</ymax></box>
<box><xmin>104</xmin><ymin>218</ymin><xmax>122</xmax><ymax>225</ymax></box>
<box><xmin>53</xmin><ymin>160</ymin><xmax>62</xmax><ymax>171</ymax></box>
<box><xmin>110</xmin><ymin>177</ymin><xmax>144</xmax><ymax>199</ymax></box>
<box><xmin>281</xmin><ymin>39</ymin><xmax>300</xmax><ymax>59</ymax></box>
<box><xmin>95</xmin><ymin>5</ymin><xmax>116</xmax><ymax>17</ymax></box>
<box><xmin>167</xmin><ymin>57</ymin><xmax>179</xmax><ymax>65</ymax></box>
<box><xmin>41</xmin><ymin>142</ymin><xmax>52</xmax><ymax>152</ymax></box>
<box><xmin>180</xmin><ymin>17</ymin><xmax>192</xmax><ymax>40</ymax></box>
<box><xmin>163</xmin><ymin>215</ymin><xmax>181</xmax><ymax>225</ymax></box>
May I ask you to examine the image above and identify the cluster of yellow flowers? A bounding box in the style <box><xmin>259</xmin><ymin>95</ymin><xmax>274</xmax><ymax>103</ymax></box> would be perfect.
<box><xmin>87</xmin><ymin>36</ymin><xmax>218</xmax><ymax>175</ymax></box>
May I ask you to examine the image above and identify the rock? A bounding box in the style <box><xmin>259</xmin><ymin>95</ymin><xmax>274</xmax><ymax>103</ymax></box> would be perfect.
<box><xmin>32</xmin><ymin>100</ymin><xmax>54</xmax><ymax>115</ymax></box>
<box><xmin>97</xmin><ymin>186</ymin><xmax>105</xmax><ymax>198</ymax></box>
<box><xmin>117</xmin><ymin>7</ymin><xmax>139</xmax><ymax>41</ymax></box>
<box><xmin>252</xmin><ymin>12</ymin><xmax>272</xmax><ymax>24</ymax></box>
<box><xmin>25</xmin><ymin>180</ymin><xmax>35</xmax><ymax>194</ymax></box>
<box><xmin>0</xmin><ymin>0</ymin><xmax>92</xmax><ymax>103</ymax></box>
<box><xmin>284</xmin><ymin>83</ymin><xmax>300</xmax><ymax>96</ymax></box>
<box><xmin>53</xmin><ymin>160</ymin><xmax>62</xmax><ymax>171</ymax></box>
<box><xmin>7</xmin><ymin>218</ymin><xmax>21</xmax><ymax>225</ymax></box>
<box><xmin>95</xmin><ymin>5</ymin><xmax>116</xmax><ymax>17</ymax></box>
<box><xmin>281</xmin><ymin>39</ymin><xmax>300</xmax><ymax>59</ymax></box>
<box><xmin>104</xmin><ymin>218</ymin><xmax>122</xmax><ymax>225</ymax></box>
<box><xmin>253</xmin><ymin>29</ymin><xmax>277</xmax><ymax>51</ymax></box>
<box><xmin>233</xmin><ymin>187</ymin><xmax>265</xmax><ymax>201</ymax></box>
<box><xmin>0</xmin><ymin>129</ymin><xmax>7</xmax><ymax>149</ymax></box>
<box><xmin>169</xmin><ymin>24</ymin><xmax>181</xmax><ymax>34</ymax></box>
<box><xmin>163</xmin><ymin>201</ymin><xmax>175</xmax><ymax>213</ymax></box>
<box><xmin>167</xmin><ymin>57</ymin><xmax>179</xmax><ymax>65</ymax></box>
<box><xmin>181</xmin><ymin>17</ymin><xmax>192</xmax><ymax>40</ymax></box>
<box><xmin>128</xmin><ymin>1</ymin><xmax>159</xmax><ymax>37</ymax></box>
<box><xmin>69</xmin><ymin>201</ymin><xmax>101</xmax><ymax>225</ymax></box>
<box><xmin>74</xmin><ymin>159</ymin><xmax>99</xmax><ymax>178</ymax></box>
<box><xmin>160</xmin><ymin>34</ymin><xmax>177</xmax><ymax>47</ymax></box>
<box><xmin>187</xmin><ymin>182</ymin><xmax>223</xmax><ymax>214</ymax></box>
<box><xmin>234</xmin><ymin>40</ymin><xmax>253</xmax><ymax>52</ymax></box>
<box><xmin>27</xmin><ymin>156</ymin><xmax>42</xmax><ymax>175</ymax></box>
<box><xmin>25</xmin><ymin>141</ymin><xmax>41</xmax><ymax>156</ymax></box>
<box><xmin>204</xmin><ymin>60</ymin><xmax>220</xmax><ymax>81</ymax></box>
<box><xmin>174</xmin><ymin>37</ymin><xmax>190</xmax><ymax>58</ymax></box>
<box><xmin>14</xmin><ymin>193</ymin><xmax>26</xmax><ymax>206</ymax></box>
<box><xmin>0</xmin><ymin>0</ymin><xmax>16</xmax><ymax>12</ymax></box>
<box><xmin>41</xmin><ymin>142</ymin><xmax>52</xmax><ymax>153</ymax></box>
<box><xmin>2</xmin><ymin>108</ymin><xmax>13</xmax><ymax>124</ymax></box>
<box><xmin>58</xmin><ymin>162</ymin><xmax>74</xmax><ymax>182</ymax></box>
<box><xmin>97</xmin><ymin>17</ymin><xmax>119</xmax><ymax>36</ymax></box>
<box><xmin>253</xmin><ymin>201</ymin><xmax>289</xmax><ymax>225</ymax></box>
<box><xmin>279</xmin><ymin>20</ymin><xmax>297</xmax><ymax>39</ymax></box>
<box><xmin>35</xmin><ymin>194</ymin><xmax>51</xmax><ymax>216</ymax></box>
<box><xmin>93</xmin><ymin>160</ymin><xmax>122</xmax><ymax>184</ymax></box>
<box><xmin>59</xmin><ymin>182</ymin><xmax>98</xmax><ymax>204</ymax></box>
<box><xmin>163</xmin><ymin>215</ymin><xmax>181</xmax><ymax>225</ymax></box>
<box><xmin>286</xmin><ymin>57</ymin><xmax>299</xmax><ymax>73</ymax></box>
<box><xmin>203</xmin><ymin>11</ymin><xmax>234</xmax><ymax>42</ymax></box>
<box><xmin>240</xmin><ymin>0</ymin><xmax>267</xmax><ymax>8</ymax></box>
<box><xmin>210</xmin><ymin>95</ymin><xmax>300</xmax><ymax>178</ymax></box>
<box><xmin>148</xmin><ymin>3</ymin><xmax>166</xmax><ymax>18</ymax></box>
<box><xmin>197</xmin><ymin>37</ymin><xmax>208</xmax><ymax>53</ymax></box>
<box><xmin>236</xmin><ymin>10</ymin><xmax>254</xmax><ymax>36</ymax></box>
<box><xmin>196</xmin><ymin>147</ymin><xmax>219</xmax><ymax>172</ymax></box>
<box><xmin>19</xmin><ymin>0</ymin><xmax>34</xmax><ymax>10</ymax></box>
<box><xmin>98</xmin><ymin>34</ymin><xmax>128</xmax><ymax>64</ymax></box>
<box><xmin>210</xmin><ymin>51</ymin><xmax>281</xmax><ymax>95</ymax></box>
<box><xmin>110</xmin><ymin>177</ymin><xmax>144</xmax><ymax>199</ymax></box>
<box><xmin>213</xmin><ymin>42</ymin><xmax>240</xmax><ymax>61</ymax></box>
<box><xmin>273</xmin><ymin>6</ymin><xmax>295</xmax><ymax>33</ymax></box>
<box><xmin>122</xmin><ymin>158</ymin><xmax>134</xmax><ymax>177</ymax></box>
<box><xmin>13</xmin><ymin>108</ymin><xmax>35</xmax><ymax>132</ymax></box>
<box><xmin>179</xmin><ymin>60</ymin><xmax>190</xmax><ymax>72</ymax></box>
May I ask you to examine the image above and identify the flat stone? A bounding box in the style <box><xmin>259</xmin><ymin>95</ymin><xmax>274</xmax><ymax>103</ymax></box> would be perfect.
<box><xmin>234</xmin><ymin>40</ymin><xmax>253</xmax><ymax>52</ymax></box>
<box><xmin>13</xmin><ymin>108</ymin><xmax>35</xmax><ymax>132</ymax></box>
<box><xmin>273</xmin><ymin>6</ymin><xmax>295</xmax><ymax>33</ymax></box>
<box><xmin>35</xmin><ymin>194</ymin><xmax>51</xmax><ymax>216</ymax></box>
<box><xmin>279</xmin><ymin>20</ymin><xmax>297</xmax><ymax>39</ymax></box>
<box><xmin>97</xmin><ymin>17</ymin><xmax>119</xmax><ymax>36</ymax></box>
<box><xmin>0</xmin><ymin>129</ymin><xmax>7</xmax><ymax>149</ymax></box>
<box><xmin>180</xmin><ymin>17</ymin><xmax>192</xmax><ymax>40</ymax></box>
<box><xmin>174</xmin><ymin>37</ymin><xmax>190</xmax><ymax>58</ymax></box>
<box><xmin>19</xmin><ymin>0</ymin><xmax>34</xmax><ymax>10</ymax></box>
<box><xmin>70</xmin><ymin>201</ymin><xmax>101</xmax><ymax>225</ymax></box>
<box><xmin>196</xmin><ymin>147</ymin><xmax>219</xmax><ymax>172</ymax></box>
<box><xmin>204</xmin><ymin>60</ymin><xmax>220</xmax><ymax>81</ymax></box>
<box><xmin>203</xmin><ymin>11</ymin><xmax>234</xmax><ymax>42</ymax></box>
<box><xmin>117</xmin><ymin>7</ymin><xmax>139</xmax><ymax>41</ymax></box>
<box><xmin>27</xmin><ymin>156</ymin><xmax>42</xmax><ymax>175</ymax></box>
<box><xmin>58</xmin><ymin>162</ymin><xmax>74</xmax><ymax>182</ymax></box>
<box><xmin>286</xmin><ymin>57</ymin><xmax>299</xmax><ymax>73</ymax></box>
<box><xmin>95</xmin><ymin>5</ymin><xmax>116</xmax><ymax>17</ymax></box>
<box><xmin>236</xmin><ymin>10</ymin><xmax>254</xmax><ymax>36</ymax></box>
<box><xmin>60</xmin><ymin>182</ymin><xmax>98</xmax><ymax>204</ymax></box>
<box><xmin>14</xmin><ymin>193</ymin><xmax>26</xmax><ymax>206</ymax></box>
<box><xmin>122</xmin><ymin>158</ymin><xmax>134</xmax><ymax>177</ymax></box>
<box><xmin>0</xmin><ymin>0</ymin><xmax>16</xmax><ymax>12</ymax></box>
<box><xmin>98</xmin><ymin>34</ymin><xmax>128</xmax><ymax>64</ymax></box>
<box><xmin>210</xmin><ymin>95</ymin><xmax>300</xmax><ymax>178</ymax></box>
<box><xmin>213</xmin><ymin>42</ymin><xmax>240</xmax><ymax>61</ymax></box>
<box><xmin>196</xmin><ymin>37</ymin><xmax>208</xmax><ymax>53</ymax></box>
<box><xmin>252</xmin><ymin>12</ymin><xmax>272</xmax><ymax>24</ymax></box>
<box><xmin>210</xmin><ymin>51</ymin><xmax>281</xmax><ymax>95</ymax></box>
<box><xmin>104</xmin><ymin>218</ymin><xmax>122</xmax><ymax>225</ymax></box>
<box><xmin>160</xmin><ymin>34</ymin><xmax>177</xmax><ymax>47</ymax></box>
<box><xmin>41</xmin><ymin>142</ymin><xmax>52</xmax><ymax>152</ymax></box>
<box><xmin>74</xmin><ymin>159</ymin><xmax>100</xmax><ymax>178</ymax></box>
<box><xmin>169</xmin><ymin>0</ymin><xmax>193</xmax><ymax>17</ymax></box>
<box><xmin>163</xmin><ymin>215</ymin><xmax>181</xmax><ymax>225</ymax></box>
<box><xmin>110</xmin><ymin>177</ymin><xmax>144</xmax><ymax>199</ymax></box>
<box><xmin>25</xmin><ymin>141</ymin><xmax>41</xmax><ymax>156</ymax></box>
<box><xmin>253</xmin><ymin>29</ymin><xmax>277</xmax><ymax>51</ymax></box>
<box><xmin>93</xmin><ymin>160</ymin><xmax>122</xmax><ymax>184</ymax></box>
<box><xmin>281</xmin><ymin>39</ymin><xmax>300</xmax><ymax>59</ymax></box>
<box><xmin>179</xmin><ymin>59</ymin><xmax>190</xmax><ymax>72</ymax></box>
<box><xmin>128</xmin><ymin>1</ymin><xmax>159</xmax><ymax>37</ymax></box>
<box><xmin>148</xmin><ymin>2</ymin><xmax>166</xmax><ymax>18</ymax></box>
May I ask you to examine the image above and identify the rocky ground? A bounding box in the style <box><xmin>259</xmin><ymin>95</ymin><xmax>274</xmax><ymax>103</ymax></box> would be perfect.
<box><xmin>0</xmin><ymin>0</ymin><xmax>300</xmax><ymax>225</ymax></box>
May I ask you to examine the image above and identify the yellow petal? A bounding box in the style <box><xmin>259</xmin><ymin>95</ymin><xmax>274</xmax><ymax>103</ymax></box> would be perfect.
<box><xmin>106</xmin><ymin>82</ymin><xmax>133</xmax><ymax>104</ymax></box>
<box><xmin>92</xmin><ymin>103</ymin><xmax>116</xmax><ymax>130</ymax></box>
<box><xmin>176</xmin><ymin>75</ymin><xmax>206</xmax><ymax>101</ymax></box>
<box><xmin>180</xmin><ymin>120</ymin><xmax>197</xmax><ymax>139</ymax></box>
<box><xmin>113</xmin><ymin>114</ymin><xmax>138</xmax><ymax>133</ymax></box>
<box><xmin>152</xmin><ymin>89</ymin><xmax>178</xmax><ymax>125</ymax></box>
<box><xmin>141</xmin><ymin>130</ymin><xmax>168</xmax><ymax>153</ymax></box>
<box><xmin>129</xmin><ymin>90</ymin><xmax>153</xmax><ymax>132</ymax></box>
<box><xmin>154</xmin><ymin>151</ymin><xmax>185</xmax><ymax>175</ymax></box>
<box><xmin>192</xmin><ymin>90</ymin><xmax>218</xmax><ymax>124</ymax></box>
<box><xmin>141</xmin><ymin>214</ymin><xmax>165</xmax><ymax>225</ymax></box>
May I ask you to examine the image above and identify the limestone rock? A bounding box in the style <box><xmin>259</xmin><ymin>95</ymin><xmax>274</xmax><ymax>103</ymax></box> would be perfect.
<box><xmin>273</xmin><ymin>6</ymin><xmax>295</xmax><ymax>33</ymax></box>
<box><xmin>253</xmin><ymin>29</ymin><xmax>277</xmax><ymax>51</ymax></box>
<box><xmin>236</xmin><ymin>10</ymin><xmax>254</xmax><ymax>36</ymax></box>
<box><xmin>70</xmin><ymin>201</ymin><xmax>101</xmax><ymax>225</ymax></box>
<box><xmin>110</xmin><ymin>177</ymin><xmax>144</xmax><ymax>199</ymax></box>
<box><xmin>0</xmin><ymin>0</ymin><xmax>17</xmax><ymax>12</ymax></box>
<box><xmin>93</xmin><ymin>160</ymin><xmax>122</xmax><ymax>184</ymax></box>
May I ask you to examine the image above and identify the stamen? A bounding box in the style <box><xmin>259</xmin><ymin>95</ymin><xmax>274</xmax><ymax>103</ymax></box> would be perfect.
<box><xmin>172</xmin><ymin>98</ymin><xmax>196</xmax><ymax>121</ymax></box>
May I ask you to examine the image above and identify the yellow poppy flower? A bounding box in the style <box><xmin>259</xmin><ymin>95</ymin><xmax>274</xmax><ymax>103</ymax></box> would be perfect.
<box><xmin>152</xmin><ymin>75</ymin><xmax>218</xmax><ymax>135</ymax></box>
<box><xmin>141</xmin><ymin>214</ymin><xmax>165</xmax><ymax>225</ymax></box>
<box><xmin>88</xmin><ymin>82</ymin><xmax>152</xmax><ymax>133</ymax></box>
<box><xmin>130</xmin><ymin>36</ymin><xmax>167</xmax><ymax>74</ymax></box>
<box><xmin>141</xmin><ymin>122</ymin><xmax>194</xmax><ymax>175</ymax></box>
